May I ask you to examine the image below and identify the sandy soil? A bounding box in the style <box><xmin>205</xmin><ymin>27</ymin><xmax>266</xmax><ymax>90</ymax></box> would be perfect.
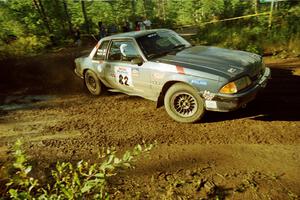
<box><xmin>0</xmin><ymin>48</ymin><xmax>299</xmax><ymax>199</ymax></box>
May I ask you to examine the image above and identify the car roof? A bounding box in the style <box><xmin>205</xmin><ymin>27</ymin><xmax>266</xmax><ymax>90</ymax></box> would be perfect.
<box><xmin>103</xmin><ymin>29</ymin><xmax>172</xmax><ymax>40</ymax></box>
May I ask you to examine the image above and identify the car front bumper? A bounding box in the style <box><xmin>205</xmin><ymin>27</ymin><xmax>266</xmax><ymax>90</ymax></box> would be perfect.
<box><xmin>204</xmin><ymin>67</ymin><xmax>271</xmax><ymax>112</ymax></box>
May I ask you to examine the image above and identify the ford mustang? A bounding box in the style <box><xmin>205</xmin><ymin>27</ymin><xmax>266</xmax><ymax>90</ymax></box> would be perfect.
<box><xmin>74</xmin><ymin>29</ymin><xmax>270</xmax><ymax>123</ymax></box>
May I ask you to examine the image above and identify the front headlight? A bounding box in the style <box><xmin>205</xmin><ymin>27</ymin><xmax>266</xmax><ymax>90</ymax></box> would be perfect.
<box><xmin>220</xmin><ymin>76</ymin><xmax>252</xmax><ymax>94</ymax></box>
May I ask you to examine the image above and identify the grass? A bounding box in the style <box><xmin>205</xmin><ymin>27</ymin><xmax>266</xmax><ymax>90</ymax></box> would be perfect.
<box><xmin>1</xmin><ymin>140</ymin><xmax>154</xmax><ymax>199</ymax></box>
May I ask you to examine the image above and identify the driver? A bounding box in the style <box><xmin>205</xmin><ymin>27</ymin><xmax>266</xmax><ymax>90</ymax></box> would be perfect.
<box><xmin>120</xmin><ymin>44</ymin><xmax>127</xmax><ymax>57</ymax></box>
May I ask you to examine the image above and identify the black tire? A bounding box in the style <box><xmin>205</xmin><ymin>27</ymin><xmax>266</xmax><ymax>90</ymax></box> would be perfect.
<box><xmin>84</xmin><ymin>70</ymin><xmax>102</xmax><ymax>95</ymax></box>
<box><xmin>164</xmin><ymin>83</ymin><xmax>205</xmax><ymax>123</ymax></box>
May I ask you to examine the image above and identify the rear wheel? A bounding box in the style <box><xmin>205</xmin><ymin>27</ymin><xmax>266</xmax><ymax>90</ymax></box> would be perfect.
<box><xmin>164</xmin><ymin>83</ymin><xmax>205</xmax><ymax>123</ymax></box>
<box><xmin>84</xmin><ymin>70</ymin><xmax>102</xmax><ymax>95</ymax></box>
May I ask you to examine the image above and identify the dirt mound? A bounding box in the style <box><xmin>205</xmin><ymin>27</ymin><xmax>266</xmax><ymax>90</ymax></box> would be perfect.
<box><xmin>0</xmin><ymin>47</ymin><xmax>91</xmax><ymax>96</ymax></box>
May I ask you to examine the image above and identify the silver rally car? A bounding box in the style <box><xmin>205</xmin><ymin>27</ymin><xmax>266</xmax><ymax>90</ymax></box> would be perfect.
<box><xmin>74</xmin><ymin>29</ymin><xmax>271</xmax><ymax>123</ymax></box>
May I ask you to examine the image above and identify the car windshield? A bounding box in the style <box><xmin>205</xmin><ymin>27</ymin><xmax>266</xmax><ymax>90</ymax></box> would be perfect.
<box><xmin>136</xmin><ymin>30</ymin><xmax>191</xmax><ymax>59</ymax></box>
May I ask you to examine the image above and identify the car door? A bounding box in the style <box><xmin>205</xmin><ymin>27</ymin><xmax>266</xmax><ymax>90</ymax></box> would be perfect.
<box><xmin>90</xmin><ymin>40</ymin><xmax>111</xmax><ymax>86</ymax></box>
<box><xmin>105</xmin><ymin>39</ymin><xmax>151</xmax><ymax>96</ymax></box>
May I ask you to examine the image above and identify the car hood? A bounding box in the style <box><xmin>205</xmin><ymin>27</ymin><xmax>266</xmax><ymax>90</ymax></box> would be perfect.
<box><xmin>155</xmin><ymin>46</ymin><xmax>262</xmax><ymax>79</ymax></box>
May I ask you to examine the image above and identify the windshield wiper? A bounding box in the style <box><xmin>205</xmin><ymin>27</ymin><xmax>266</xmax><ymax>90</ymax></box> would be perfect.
<box><xmin>148</xmin><ymin>51</ymin><xmax>171</xmax><ymax>59</ymax></box>
<box><xmin>147</xmin><ymin>45</ymin><xmax>187</xmax><ymax>59</ymax></box>
<box><xmin>172</xmin><ymin>44</ymin><xmax>186</xmax><ymax>50</ymax></box>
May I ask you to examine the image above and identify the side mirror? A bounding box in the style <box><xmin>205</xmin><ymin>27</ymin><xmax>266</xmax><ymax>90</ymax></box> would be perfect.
<box><xmin>131</xmin><ymin>57</ymin><xmax>143</xmax><ymax>66</ymax></box>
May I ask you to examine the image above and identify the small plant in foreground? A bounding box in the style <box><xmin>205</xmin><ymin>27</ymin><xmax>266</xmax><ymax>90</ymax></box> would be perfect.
<box><xmin>5</xmin><ymin>140</ymin><xmax>154</xmax><ymax>199</ymax></box>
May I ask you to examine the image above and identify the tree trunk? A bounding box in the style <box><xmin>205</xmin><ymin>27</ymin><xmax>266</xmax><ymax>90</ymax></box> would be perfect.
<box><xmin>162</xmin><ymin>0</ymin><xmax>166</xmax><ymax>21</ymax></box>
<box><xmin>253</xmin><ymin>0</ymin><xmax>258</xmax><ymax>14</ymax></box>
<box><xmin>54</xmin><ymin>0</ymin><xmax>66</xmax><ymax>34</ymax></box>
<box><xmin>156</xmin><ymin>0</ymin><xmax>165</xmax><ymax>20</ymax></box>
<box><xmin>81</xmin><ymin>0</ymin><xmax>89</xmax><ymax>33</ymax></box>
<box><xmin>143</xmin><ymin>0</ymin><xmax>147</xmax><ymax>17</ymax></box>
<box><xmin>131</xmin><ymin>0</ymin><xmax>136</xmax><ymax>18</ymax></box>
<box><xmin>62</xmin><ymin>0</ymin><xmax>73</xmax><ymax>35</ymax></box>
<box><xmin>33</xmin><ymin>0</ymin><xmax>52</xmax><ymax>33</ymax></box>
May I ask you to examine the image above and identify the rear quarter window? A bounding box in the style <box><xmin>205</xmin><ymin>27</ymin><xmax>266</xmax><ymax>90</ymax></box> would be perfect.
<box><xmin>93</xmin><ymin>40</ymin><xmax>109</xmax><ymax>60</ymax></box>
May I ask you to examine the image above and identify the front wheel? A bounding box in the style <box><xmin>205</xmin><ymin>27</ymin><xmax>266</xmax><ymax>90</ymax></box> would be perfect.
<box><xmin>164</xmin><ymin>83</ymin><xmax>205</xmax><ymax>123</ymax></box>
<box><xmin>84</xmin><ymin>70</ymin><xmax>102</xmax><ymax>95</ymax></box>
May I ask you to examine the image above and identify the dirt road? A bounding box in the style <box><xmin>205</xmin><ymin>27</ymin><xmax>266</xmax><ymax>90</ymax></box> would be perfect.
<box><xmin>0</xmin><ymin>48</ymin><xmax>299</xmax><ymax>199</ymax></box>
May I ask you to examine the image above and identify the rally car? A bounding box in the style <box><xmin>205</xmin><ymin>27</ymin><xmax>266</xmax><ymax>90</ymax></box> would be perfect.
<box><xmin>74</xmin><ymin>29</ymin><xmax>270</xmax><ymax>123</ymax></box>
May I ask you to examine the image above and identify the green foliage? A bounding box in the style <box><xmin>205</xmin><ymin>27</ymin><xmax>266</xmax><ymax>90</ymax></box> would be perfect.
<box><xmin>0</xmin><ymin>6</ymin><xmax>24</xmax><ymax>39</ymax></box>
<box><xmin>0</xmin><ymin>35</ymin><xmax>51</xmax><ymax>59</ymax></box>
<box><xmin>0</xmin><ymin>0</ymin><xmax>43</xmax><ymax>36</ymax></box>
<box><xmin>4</xmin><ymin>140</ymin><xmax>154</xmax><ymax>199</ymax></box>
<box><xmin>0</xmin><ymin>0</ymin><xmax>299</xmax><ymax>57</ymax></box>
<box><xmin>5</xmin><ymin>140</ymin><xmax>39</xmax><ymax>199</ymax></box>
<box><xmin>201</xmin><ymin>0</ymin><xmax>225</xmax><ymax>19</ymax></box>
<box><xmin>191</xmin><ymin>3</ymin><xmax>300</xmax><ymax>55</ymax></box>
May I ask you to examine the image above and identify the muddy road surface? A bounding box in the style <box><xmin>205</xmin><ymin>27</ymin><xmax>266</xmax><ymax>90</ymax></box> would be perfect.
<box><xmin>0</xmin><ymin>48</ymin><xmax>299</xmax><ymax>199</ymax></box>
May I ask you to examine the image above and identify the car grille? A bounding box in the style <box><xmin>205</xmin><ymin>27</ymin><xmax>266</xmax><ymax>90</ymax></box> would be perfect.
<box><xmin>249</xmin><ymin>61</ymin><xmax>264</xmax><ymax>82</ymax></box>
<box><xmin>251</xmin><ymin>72</ymin><xmax>261</xmax><ymax>81</ymax></box>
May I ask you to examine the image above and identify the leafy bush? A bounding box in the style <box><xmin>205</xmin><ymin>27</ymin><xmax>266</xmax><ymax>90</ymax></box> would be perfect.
<box><xmin>191</xmin><ymin>4</ymin><xmax>300</xmax><ymax>56</ymax></box>
<box><xmin>3</xmin><ymin>140</ymin><xmax>154</xmax><ymax>199</ymax></box>
<box><xmin>0</xmin><ymin>35</ymin><xmax>50</xmax><ymax>59</ymax></box>
<box><xmin>288</xmin><ymin>33</ymin><xmax>300</xmax><ymax>57</ymax></box>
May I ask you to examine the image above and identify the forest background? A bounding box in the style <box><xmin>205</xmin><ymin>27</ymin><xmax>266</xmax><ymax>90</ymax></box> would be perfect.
<box><xmin>0</xmin><ymin>0</ymin><xmax>299</xmax><ymax>59</ymax></box>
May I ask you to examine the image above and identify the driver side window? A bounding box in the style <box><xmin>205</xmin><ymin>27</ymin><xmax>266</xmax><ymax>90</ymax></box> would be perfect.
<box><xmin>108</xmin><ymin>40</ymin><xmax>140</xmax><ymax>62</ymax></box>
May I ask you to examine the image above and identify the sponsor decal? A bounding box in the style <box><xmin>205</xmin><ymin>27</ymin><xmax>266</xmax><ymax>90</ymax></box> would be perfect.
<box><xmin>176</xmin><ymin>66</ymin><xmax>185</xmax><ymax>74</ymax></box>
<box><xmin>153</xmin><ymin>72</ymin><xmax>164</xmax><ymax>79</ymax></box>
<box><xmin>203</xmin><ymin>90</ymin><xmax>215</xmax><ymax>100</ymax></box>
<box><xmin>191</xmin><ymin>79</ymin><xmax>207</xmax><ymax>86</ymax></box>
<box><xmin>228</xmin><ymin>67</ymin><xmax>237</xmax><ymax>74</ymax></box>
<box><xmin>132</xmin><ymin>68</ymin><xmax>140</xmax><ymax>77</ymax></box>
<box><xmin>110</xmin><ymin>73</ymin><xmax>116</xmax><ymax>78</ymax></box>
<box><xmin>115</xmin><ymin>66</ymin><xmax>132</xmax><ymax>86</ymax></box>
<box><xmin>151</xmin><ymin>80</ymin><xmax>163</xmax><ymax>85</ymax></box>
